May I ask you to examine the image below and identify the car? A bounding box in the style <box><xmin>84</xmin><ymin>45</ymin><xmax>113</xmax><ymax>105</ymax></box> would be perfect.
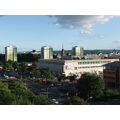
<box><xmin>52</xmin><ymin>99</ymin><xmax>59</xmax><ymax>104</ymax></box>
<box><xmin>41</xmin><ymin>88</ymin><xmax>46</xmax><ymax>92</ymax></box>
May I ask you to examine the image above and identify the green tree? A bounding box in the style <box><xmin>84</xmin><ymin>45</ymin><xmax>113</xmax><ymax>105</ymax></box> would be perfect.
<box><xmin>41</xmin><ymin>70</ymin><xmax>55</xmax><ymax>80</ymax></box>
<box><xmin>33</xmin><ymin>95</ymin><xmax>54</xmax><ymax>105</ymax></box>
<box><xmin>64</xmin><ymin>96</ymin><xmax>87</xmax><ymax>105</ymax></box>
<box><xmin>33</xmin><ymin>70</ymin><xmax>41</xmax><ymax>78</ymax></box>
<box><xmin>78</xmin><ymin>72</ymin><xmax>104</xmax><ymax>100</ymax></box>
<box><xmin>68</xmin><ymin>74</ymin><xmax>77</xmax><ymax>82</ymax></box>
<box><xmin>0</xmin><ymin>61</ymin><xmax>4</xmax><ymax>67</ymax></box>
<box><xmin>56</xmin><ymin>72</ymin><xmax>62</xmax><ymax>81</ymax></box>
<box><xmin>19</xmin><ymin>62</ymin><xmax>28</xmax><ymax>72</ymax></box>
<box><xmin>3</xmin><ymin>60</ymin><xmax>13</xmax><ymax>70</ymax></box>
<box><xmin>13</xmin><ymin>61</ymin><xmax>19</xmax><ymax>70</ymax></box>
<box><xmin>0</xmin><ymin>81</ymin><xmax>15</xmax><ymax>105</ymax></box>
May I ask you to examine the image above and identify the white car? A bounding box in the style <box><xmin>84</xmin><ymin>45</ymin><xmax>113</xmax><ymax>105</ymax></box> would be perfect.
<box><xmin>52</xmin><ymin>99</ymin><xmax>59</xmax><ymax>104</ymax></box>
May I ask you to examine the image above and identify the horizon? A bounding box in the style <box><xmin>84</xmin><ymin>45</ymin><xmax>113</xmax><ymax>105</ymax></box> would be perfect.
<box><xmin>1</xmin><ymin>48</ymin><xmax>120</xmax><ymax>54</ymax></box>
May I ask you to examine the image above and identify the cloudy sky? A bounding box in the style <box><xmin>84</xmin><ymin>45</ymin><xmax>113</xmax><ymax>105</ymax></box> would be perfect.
<box><xmin>0</xmin><ymin>15</ymin><xmax>120</xmax><ymax>52</ymax></box>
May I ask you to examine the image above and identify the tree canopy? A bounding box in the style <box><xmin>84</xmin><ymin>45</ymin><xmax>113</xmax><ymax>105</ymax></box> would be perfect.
<box><xmin>78</xmin><ymin>72</ymin><xmax>105</xmax><ymax>100</ymax></box>
<box><xmin>0</xmin><ymin>79</ymin><xmax>54</xmax><ymax>105</ymax></box>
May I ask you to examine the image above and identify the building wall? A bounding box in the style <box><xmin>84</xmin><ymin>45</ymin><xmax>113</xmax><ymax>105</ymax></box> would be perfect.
<box><xmin>103</xmin><ymin>66</ymin><xmax>120</xmax><ymax>87</ymax></box>
<box><xmin>64</xmin><ymin>61</ymin><xmax>103</xmax><ymax>76</ymax></box>
<box><xmin>37</xmin><ymin>59</ymin><xmax>119</xmax><ymax>77</ymax></box>
<box><xmin>37</xmin><ymin>60</ymin><xmax>64</xmax><ymax>73</ymax></box>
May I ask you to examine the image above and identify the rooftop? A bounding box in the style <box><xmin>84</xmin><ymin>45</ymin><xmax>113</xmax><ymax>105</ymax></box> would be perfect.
<box><xmin>103</xmin><ymin>61</ymin><xmax>120</xmax><ymax>67</ymax></box>
<box><xmin>39</xmin><ymin>59</ymin><xmax>119</xmax><ymax>62</ymax></box>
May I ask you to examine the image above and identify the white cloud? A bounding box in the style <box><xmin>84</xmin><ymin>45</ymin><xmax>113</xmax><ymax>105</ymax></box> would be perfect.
<box><xmin>96</xmin><ymin>34</ymin><xmax>105</xmax><ymax>39</ymax></box>
<box><xmin>113</xmin><ymin>40</ymin><xmax>120</xmax><ymax>44</ymax></box>
<box><xmin>54</xmin><ymin>15</ymin><xmax>114</xmax><ymax>29</ymax></box>
<box><xmin>53</xmin><ymin>15</ymin><xmax>114</xmax><ymax>39</ymax></box>
<box><xmin>80</xmin><ymin>29</ymin><xmax>92</xmax><ymax>35</ymax></box>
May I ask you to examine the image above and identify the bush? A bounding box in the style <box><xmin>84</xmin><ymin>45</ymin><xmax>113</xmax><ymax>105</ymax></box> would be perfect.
<box><xmin>64</xmin><ymin>96</ymin><xmax>87</xmax><ymax>105</ymax></box>
<box><xmin>104</xmin><ymin>89</ymin><xmax>120</xmax><ymax>98</ymax></box>
<box><xmin>33</xmin><ymin>95</ymin><xmax>54</xmax><ymax>105</ymax></box>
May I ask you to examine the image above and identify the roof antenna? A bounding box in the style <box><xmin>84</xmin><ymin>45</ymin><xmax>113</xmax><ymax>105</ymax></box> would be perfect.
<box><xmin>62</xmin><ymin>43</ymin><xmax>64</xmax><ymax>50</ymax></box>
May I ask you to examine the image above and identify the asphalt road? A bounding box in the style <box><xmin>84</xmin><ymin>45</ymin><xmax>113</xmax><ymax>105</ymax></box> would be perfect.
<box><xmin>25</xmin><ymin>81</ymin><xmax>66</xmax><ymax>104</ymax></box>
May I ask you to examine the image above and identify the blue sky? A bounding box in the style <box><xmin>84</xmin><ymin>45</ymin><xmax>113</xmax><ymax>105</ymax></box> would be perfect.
<box><xmin>0</xmin><ymin>15</ymin><xmax>120</xmax><ymax>52</ymax></box>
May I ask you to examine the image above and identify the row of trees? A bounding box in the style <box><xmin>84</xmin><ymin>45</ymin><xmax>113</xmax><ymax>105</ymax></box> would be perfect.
<box><xmin>0</xmin><ymin>61</ymin><xmax>28</xmax><ymax>72</ymax></box>
<box><xmin>0</xmin><ymin>79</ymin><xmax>54</xmax><ymax>105</ymax></box>
<box><xmin>0</xmin><ymin>53</ymin><xmax>41</xmax><ymax>63</ymax></box>
<box><xmin>0</xmin><ymin>60</ymin><xmax>57</xmax><ymax>80</ymax></box>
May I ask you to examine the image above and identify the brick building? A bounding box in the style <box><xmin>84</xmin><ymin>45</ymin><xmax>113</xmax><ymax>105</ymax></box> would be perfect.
<box><xmin>103</xmin><ymin>61</ymin><xmax>120</xmax><ymax>88</ymax></box>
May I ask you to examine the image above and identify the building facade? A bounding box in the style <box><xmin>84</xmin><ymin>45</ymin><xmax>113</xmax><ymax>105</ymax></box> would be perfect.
<box><xmin>72</xmin><ymin>46</ymin><xmax>84</xmax><ymax>57</ymax></box>
<box><xmin>41</xmin><ymin>46</ymin><xmax>53</xmax><ymax>59</ymax></box>
<box><xmin>5</xmin><ymin>46</ymin><xmax>17</xmax><ymax>62</ymax></box>
<box><xmin>37</xmin><ymin>59</ymin><xmax>119</xmax><ymax>77</ymax></box>
<box><xmin>103</xmin><ymin>61</ymin><xmax>120</xmax><ymax>88</ymax></box>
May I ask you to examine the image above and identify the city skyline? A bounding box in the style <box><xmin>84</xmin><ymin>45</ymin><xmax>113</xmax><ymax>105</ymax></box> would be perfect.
<box><xmin>0</xmin><ymin>15</ymin><xmax>120</xmax><ymax>52</ymax></box>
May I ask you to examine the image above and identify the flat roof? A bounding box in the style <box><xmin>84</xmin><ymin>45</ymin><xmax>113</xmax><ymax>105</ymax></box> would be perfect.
<box><xmin>103</xmin><ymin>61</ymin><xmax>120</xmax><ymax>67</ymax></box>
<box><xmin>39</xmin><ymin>59</ymin><xmax>119</xmax><ymax>62</ymax></box>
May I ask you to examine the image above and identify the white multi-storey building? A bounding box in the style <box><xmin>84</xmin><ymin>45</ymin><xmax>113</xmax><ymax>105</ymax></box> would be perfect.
<box><xmin>41</xmin><ymin>46</ymin><xmax>53</xmax><ymax>59</ymax></box>
<box><xmin>37</xmin><ymin>59</ymin><xmax>119</xmax><ymax>77</ymax></box>
<box><xmin>72</xmin><ymin>46</ymin><xmax>84</xmax><ymax>57</ymax></box>
<box><xmin>5</xmin><ymin>46</ymin><xmax>17</xmax><ymax>62</ymax></box>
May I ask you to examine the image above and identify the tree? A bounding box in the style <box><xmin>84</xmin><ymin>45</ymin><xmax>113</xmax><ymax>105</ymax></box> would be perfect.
<box><xmin>13</xmin><ymin>61</ymin><xmax>19</xmax><ymax>71</ymax></box>
<box><xmin>78</xmin><ymin>72</ymin><xmax>104</xmax><ymax>100</ymax></box>
<box><xmin>68</xmin><ymin>74</ymin><xmax>77</xmax><ymax>82</ymax></box>
<box><xmin>33</xmin><ymin>95</ymin><xmax>54</xmax><ymax>105</ymax></box>
<box><xmin>64</xmin><ymin>96</ymin><xmax>87</xmax><ymax>105</ymax></box>
<box><xmin>19</xmin><ymin>62</ymin><xmax>28</xmax><ymax>72</ymax></box>
<box><xmin>0</xmin><ymin>61</ymin><xmax>4</xmax><ymax>67</ymax></box>
<box><xmin>0</xmin><ymin>81</ymin><xmax>15</xmax><ymax>105</ymax></box>
<box><xmin>3</xmin><ymin>61</ymin><xmax>13</xmax><ymax>71</ymax></box>
<box><xmin>0</xmin><ymin>79</ymin><xmax>54</xmax><ymax>105</ymax></box>
<box><xmin>41</xmin><ymin>70</ymin><xmax>55</xmax><ymax>80</ymax></box>
<box><xmin>56</xmin><ymin>72</ymin><xmax>62</xmax><ymax>81</ymax></box>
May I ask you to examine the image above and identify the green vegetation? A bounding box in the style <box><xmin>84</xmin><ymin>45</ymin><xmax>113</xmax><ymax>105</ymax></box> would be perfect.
<box><xmin>18</xmin><ymin>53</ymin><xmax>41</xmax><ymax>62</ymax></box>
<box><xmin>0</xmin><ymin>79</ymin><xmax>54</xmax><ymax>105</ymax></box>
<box><xmin>94</xmin><ymin>89</ymin><xmax>120</xmax><ymax>101</ymax></box>
<box><xmin>0</xmin><ymin>53</ymin><xmax>40</xmax><ymax>63</ymax></box>
<box><xmin>40</xmin><ymin>69</ymin><xmax>55</xmax><ymax>80</ymax></box>
<box><xmin>78</xmin><ymin>72</ymin><xmax>105</xmax><ymax>100</ymax></box>
<box><xmin>64</xmin><ymin>96</ymin><xmax>87</xmax><ymax>105</ymax></box>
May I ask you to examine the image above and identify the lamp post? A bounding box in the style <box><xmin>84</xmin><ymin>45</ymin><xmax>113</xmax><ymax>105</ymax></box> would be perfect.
<box><xmin>47</xmin><ymin>84</ymin><xmax>54</xmax><ymax>98</ymax></box>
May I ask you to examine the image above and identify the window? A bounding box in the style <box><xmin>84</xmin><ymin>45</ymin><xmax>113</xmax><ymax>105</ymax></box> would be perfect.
<box><xmin>74</xmin><ymin>67</ymin><xmax>77</xmax><ymax>70</ymax></box>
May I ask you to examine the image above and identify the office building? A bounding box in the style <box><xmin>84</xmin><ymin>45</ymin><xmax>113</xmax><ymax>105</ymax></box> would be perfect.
<box><xmin>41</xmin><ymin>46</ymin><xmax>53</xmax><ymax>59</ymax></box>
<box><xmin>5</xmin><ymin>46</ymin><xmax>17</xmax><ymax>62</ymax></box>
<box><xmin>72</xmin><ymin>46</ymin><xmax>84</xmax><ymax>57</ymax></box>
<box><xmin>37</xmin><ymin>59</ymin><xmax>119</xmax><ymax>77</ymax></box>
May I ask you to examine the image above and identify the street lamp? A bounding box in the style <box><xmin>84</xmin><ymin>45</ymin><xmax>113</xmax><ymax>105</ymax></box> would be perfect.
<box><xmin>47</xmin><ymin>84</ymin><xmax>54</xmax><ymax>98</ymax></box>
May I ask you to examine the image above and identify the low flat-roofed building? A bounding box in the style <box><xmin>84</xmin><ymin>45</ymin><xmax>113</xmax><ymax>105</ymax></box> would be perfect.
<box><xmin>103</xmin><ymin>61</ymin><xmax>120</xmax><ymax>88</ymax></box>
<box><xmin>37</xmin><ymin>59</ymin><xmax>119</xmax><ymax>77</ymax></box>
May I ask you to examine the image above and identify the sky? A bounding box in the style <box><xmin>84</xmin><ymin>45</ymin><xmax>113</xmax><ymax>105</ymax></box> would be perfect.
<box><xmin>0</xmin><ymin>15</ymin><xmax>120</xmax><ymax>52</ymax></box>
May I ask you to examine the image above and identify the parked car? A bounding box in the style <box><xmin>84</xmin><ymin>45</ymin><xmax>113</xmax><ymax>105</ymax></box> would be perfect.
<box><xmin>52</xmin><ymin>99</ymin><xmax>59</xmax><ymax>104</ymax></box>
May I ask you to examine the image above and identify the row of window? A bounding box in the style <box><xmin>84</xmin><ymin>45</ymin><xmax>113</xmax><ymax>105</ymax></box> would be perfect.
<box><xmin>74</xmin><ymin>66</ymin><xmax>101</xmax><ymax>70</ymax></box>
<box><xmin>78</xmin><ymin>61</ymin><xmax>110</xmax><ymax>65</ymax></box>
